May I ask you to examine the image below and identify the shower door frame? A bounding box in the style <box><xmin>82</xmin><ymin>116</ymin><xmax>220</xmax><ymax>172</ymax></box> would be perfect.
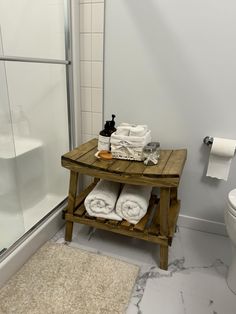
<box><xmin>0</xmin><ymin>0</ymin><xmax>76</xmax><ymax>261</ymax></box>
<box><xmin>0</xmin><ymin>0</ymin><xmax>75</xmax><ymax>149</ymax></box>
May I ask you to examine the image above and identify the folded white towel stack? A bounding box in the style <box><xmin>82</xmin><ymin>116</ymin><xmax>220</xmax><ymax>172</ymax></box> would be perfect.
<box><xmin>84</xmin><ymin>180</ymin><xmax>122</xmax><ymax>220</ymax></box>
<box><xmin>116</xmin><ymin>126</ymin><xmax>131</xmax><ymax>136</ymax></box>
<box><xmin>115</xmin><ymin>123</ymin><xmax>148</xmax><ymax>137</ymax></box>
<box><xmin>129</xmin><ymin>125</ymin><xmax>148</xmax><ymax>137</ymax></box>
<box><xmin>115</xmin><ymin>184</ymin><xmax>152</xmax><ymax>224</ymax></box>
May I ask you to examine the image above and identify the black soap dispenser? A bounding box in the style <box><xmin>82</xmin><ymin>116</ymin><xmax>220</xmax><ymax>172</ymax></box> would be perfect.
<box><xmin>109</xmin><ymin>114</ymin><xmax>116</xmax><ymax>135</ymax></box>
<box><xmin>97</xmin><ymin>114</ymin><xmax>116</xmax><ymax>151</ymax></box>
<box><xmin>97</xmin><ymin>120</ymin><xmax>112</xmax><ymax>151</ymax></box>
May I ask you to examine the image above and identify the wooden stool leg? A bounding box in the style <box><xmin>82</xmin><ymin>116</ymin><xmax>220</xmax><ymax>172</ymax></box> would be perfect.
<box><xmin>65</xmin><ymin>221</ymin><xmax>74</xmax><ymax>242</ymax></box>
<box><xmin>65</xmin><ymin>171</ymin><xmax>78</xmax><ymax>242</ymax></box>
<box><xmin>160</xmin><ymin>245</ymin><xmax>168</xmax><ymax>270</ymax></box>
<box><xmin>159</xmin><ymin>187</ymin><xmax>170</xmax><ymax>270</ymax></box>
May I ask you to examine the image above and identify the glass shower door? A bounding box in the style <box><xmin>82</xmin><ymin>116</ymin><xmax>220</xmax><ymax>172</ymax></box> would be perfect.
<box><xmin>0</xmin><ymin>45</ymin><xmax>25</xmax><ymax>251</ymax></box>
<box><xmin>0</xmin><ymin>0</ymin><xmax>73</xmax><ymax>248</ymax></box>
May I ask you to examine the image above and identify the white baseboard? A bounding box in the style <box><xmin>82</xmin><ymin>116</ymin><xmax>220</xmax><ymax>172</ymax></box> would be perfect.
<box><xmin>0</xmin><ymin>208</ymin><xmax>64</xmax><ymax>288</ymax></box>
<box><xmin>178</xmin><ymin>214</ymin><xmax>227</xmax><ymax>236</ymax></box>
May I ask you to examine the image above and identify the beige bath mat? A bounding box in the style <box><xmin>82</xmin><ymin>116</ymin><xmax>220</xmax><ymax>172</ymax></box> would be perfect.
<box><xmin>0</xmin><ymin>242</ymin><xmax>139</xmax><ymax>314</ymax></box>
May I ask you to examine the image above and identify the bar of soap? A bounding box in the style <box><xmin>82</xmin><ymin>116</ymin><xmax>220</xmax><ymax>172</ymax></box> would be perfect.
<box><xmin>98</xmin><ymin>150</ymin><xmax>113</xmax><ymax>160</ymax></box>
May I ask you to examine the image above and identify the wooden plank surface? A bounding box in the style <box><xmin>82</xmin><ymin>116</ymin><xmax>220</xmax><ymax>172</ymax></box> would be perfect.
<box><xmin>74</xmin><ymin>204</ymin><xmax>86</xmax><ymax>217</ymax></box>
<box><xmin>62</xmin><ymin>158</ymin><xmax>180</xmax><ymax>187</ymax></box>
<box><xmin>162</xmin><ymin>149</ymin><xmax>187</xmax><ymax>177</ymax></box>
<box><xmin>125</xmin><ymin>161</ymin><xmax>146</xmax><ymax>175</ymax></box>
<box><xmin>159</xmin><ymin>188</ymin><xmax>170</xmax><ymax>236</ymax></box>
<box><xmin>107</xmin><ymin>219</ymin><xmax>120</xmax><ymax>225</ymax></box>
<box><xmin>108</xmin><ymin>159</ymin><xmax>131</xmax><ymax>173</ymax></box>
<box><xmin>143</xmin><ymin>150</ymin><xmax>172</xmax><ymax>176</ymax></box>
<box><xmin>96</xmin><ymin>217</ymin><xmax>107</xmax><ymax>223</ymax></box>
<box><xmin>62</xmin><ymin>138</ymin><xmax>97</xmax><ymax>161</ymax></box>
<box><xmin>67</xmin><ymin>171</ymin><xmax>78</xmax><ymax>214</ymax></box>
<box><xmin>147</xmin><ymin>199</ymin><xmax>160</xmax><ymax>236</ymax></box>
<box><xmin>120</xmin><ymin>220</ymin><xmax>132</xmax><ymax>230</ymax></box>
<box><xmin>92</xmin><ymin>158</ymin><xmax>116</xmax><ymax>170</ymax></box>
<box><xmin>62</xmin><ymin>139</ymin><xmax>187</xmax><ymax>180</ymax></box>
<box><xmin>65</xmin><ymin>212</ymin><xmax>168</xmax><ymax>246</ymax></box>
<box><xmin>76</xmin><ymin>147</ymin><xmax>98</xmax><ymax>166</ymax></box>
<box><xmin>168</xmin><ymin>200</ymin><xmax>180</xmax><ymax>238</ymax></box>
<box><xmin>74</xmin><ymin>181</ymin><xmax>97</xmax><ymax>210</ymax></box>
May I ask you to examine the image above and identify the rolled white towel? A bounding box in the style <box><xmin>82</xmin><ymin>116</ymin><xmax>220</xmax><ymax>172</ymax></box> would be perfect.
<box><xmin>84</xmin><ymin>180</ymin><xmax>122</xmax><ymax>220</ymax></box>
<box><xmin>115</xmin><ymin>184</ymin><xmax>152</xmax><ymax>224</ymax></box>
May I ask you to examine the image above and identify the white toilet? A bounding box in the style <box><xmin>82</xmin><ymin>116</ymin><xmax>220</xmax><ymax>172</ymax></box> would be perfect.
<box><xmin>225</xmin><ymin>188</ymin><xmax>236</xmax><ymax>294</ymax></box>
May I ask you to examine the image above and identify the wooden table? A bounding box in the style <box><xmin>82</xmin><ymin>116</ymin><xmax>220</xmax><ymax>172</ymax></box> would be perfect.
<box><xmin>61</xmin><ymin>138</ymin><xmax>187</xmax><ymax>270</ymax></box>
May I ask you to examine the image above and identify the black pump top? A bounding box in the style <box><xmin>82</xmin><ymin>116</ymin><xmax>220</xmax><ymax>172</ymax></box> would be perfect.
<box><xmin>109</xmin><ymin>114</ymin><xmax>116</xmax><ymax>133</ymax></box>
<box><xmin>110</xmin><ymin>114</ymin><xmax>116</xmax><ymax>128</ymax></box>
<box><xmin>104</xmin><ymin>120</ymin><xmax>110</xmax><ymax>130</ymax></box>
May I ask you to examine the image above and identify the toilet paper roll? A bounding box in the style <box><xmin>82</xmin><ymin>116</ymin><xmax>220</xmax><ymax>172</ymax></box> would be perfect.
<box><xmin>206</xmin><ymin>137</ymin><xmax>236</xmax><ymax>181</ymax></box>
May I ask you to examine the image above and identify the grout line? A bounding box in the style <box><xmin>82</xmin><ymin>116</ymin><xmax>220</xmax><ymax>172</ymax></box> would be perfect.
<box><xmin>91</xmin><ymin>2</ymin><xmax>93</xmax><ymax>106</ymax></box>
<box><xmin>80</xmin><ymin>31</ymin><xmax>103</xmax><ymax>34</ymax></box>
<box><xmin>80</xmin><ymin>1</ymin><xmax>104</xmax><ymax>3</ymax></box>
<box><xmin>102</xmin><ymin>0</ymin><xmax>105</xmax><ymax>125</ymax></box>
<box><xmin>80</xmin><ymin>59</ymin><xmax>103</xmax><ymax>62</ymax></box>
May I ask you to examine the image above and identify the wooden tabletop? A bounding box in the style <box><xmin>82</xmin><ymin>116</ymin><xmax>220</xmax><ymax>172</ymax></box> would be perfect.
<box><xmin>61</xmin><ymin>139</ymin><xmax>187</xmax><ymax>187</ymax></box>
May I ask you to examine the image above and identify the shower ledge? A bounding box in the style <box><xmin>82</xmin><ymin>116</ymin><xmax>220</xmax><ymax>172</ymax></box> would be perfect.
<box><xmin>0</xmin><ymin>136</ymin><xmax>43</xmax><ymax>159</ymax></box>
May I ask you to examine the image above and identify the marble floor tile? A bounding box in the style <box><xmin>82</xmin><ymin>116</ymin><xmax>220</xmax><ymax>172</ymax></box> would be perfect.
<box><xmin>52</xmin><ymin>225</ymin><xmax>236</xmax><ymax>314</ymax></box>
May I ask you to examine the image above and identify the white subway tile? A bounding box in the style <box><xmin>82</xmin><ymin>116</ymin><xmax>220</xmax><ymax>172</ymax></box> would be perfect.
<box><xmin>92</xmin><ymin>3</ymin><xmax>104</xmax><ymax>33</ymax></box>
<box><xmin>81</xmin><ymin>87</ymin><xmax>92</xmax><ymax>111</ymax></box>
<box><xmin>92</xmin><ymin>61</ymin><xmax>103</xmax><ymax>88</ymax></box>
<box><xmin>92</xmin><ymin>112</ymin><xmax>103</xmax><ymax>135</ymax></box>
<box><xmin>92</xmin><ymin>33</ymin><xmax>103</xmax><ymax>61</ymax></box>
<box><xmin>80</xmin><ymin>0</ymin><xmax>104</xmax><ymax>3</ymax></box>
<box><xmin>80</xmin><ymin>61</ymin><xmax>92</xmax><ymax>86</ymax></box>
<box><xmin>82</xmin><ymin>111</ymin><xmax>92</xmax><ymax>134</ymax></box>
<box><xmin>81</xmin><ymin>0</ymin><xmax>104</xmax><ymax>2</ymax></box>
<box><xmin>80</xmin><ymin>3</ymin><xmax>91</xmax><ymax>33</ymax></box>
<box><xmin>82</xmin><ymin>133</ymin><xmax>93</xmax><ymax>143</ymax></box>
<box><xmin>92</xmin><ymin>88</ymin><xmax>103</xmax><ymax>112</ymax></box>
<box><xmin>80</xmin><ymin>34</ymin><xmax>92</xmax><ymax>60</ymax></box>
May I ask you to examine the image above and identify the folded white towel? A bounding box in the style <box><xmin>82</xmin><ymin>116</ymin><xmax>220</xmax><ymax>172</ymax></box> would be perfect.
<box><xmin>84</xmin><ymin>180</ymin><xmax>122</xmax><ymax>220</ymax></box>
<box><xmin>115</xmin><ymin>184</ymin><xmax>152</xmax><ymax>224</ymax></box>
<box><xmin>116</xmin><ymin>126</ymin><xmax>131</xmax><ymax>136</ymax></box>
<box><xmin>129</xmin><ymin>125</ymin><xmax>148</xmax><ymax>137</ymax></box>
<box><xmin>111</xmin><ymin>130</ymin><xmax>151</xmax><ymax>147</ymax></box>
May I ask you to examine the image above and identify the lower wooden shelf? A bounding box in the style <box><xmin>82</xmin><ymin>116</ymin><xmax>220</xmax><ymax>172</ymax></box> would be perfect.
<box><xmin>64</xmin><ymin>182</ymin><xmax>180</xmax><ymax>247</ymax></box>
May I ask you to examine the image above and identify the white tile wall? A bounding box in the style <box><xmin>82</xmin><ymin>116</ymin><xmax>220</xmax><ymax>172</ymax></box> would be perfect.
<box><xmin>91</xmin><ymin>61</ymin><xmax>103</xmax><ymax>88</ymax></box>
<box><xmin>80</xmin><ymin>34</ymin><xmax>92</xmax><ymax>60</ymax></box>
<box><xmin>81</xmin><ymin>111</ymin><xmax>92</xmax><ymax>134</ymax></box>
<box><xmin>79</xmin><ymin>3</ymin><xmax>92</xmax><ymax>33</ymax></box>
<box><xmin>81</xmin><ymin>87</ymin><xmax>92</xmax><ymax>111</ymax></box>
<box><xmin>92</xmin><ymin>34</ymin><xmax>103</xmax><ymax>61</ymax></box>
<box><xmin>91</xmin><ymin>88</ymin><xmax>103</xmax><ymax>112</ymax></box>
<box><xmin>92</xmin><ymin>112</ymin><xmax>103</xmax><ymax>134</ymax></box>
<box><xmin>80</xmin><ymin>61</ymin><xmax>92</xmax><ymax>86</ymax></box>
<box><xmin>80</xmin><ymin>0</ymin><xmax>104</xmax><ymax>142</ymax></box>
<box><xmin>91</xmin><ymin>3</ymin><xmax>104</xmax><ymax>33</ymax></box>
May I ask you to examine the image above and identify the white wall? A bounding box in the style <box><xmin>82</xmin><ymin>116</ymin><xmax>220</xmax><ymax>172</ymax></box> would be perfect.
<box><xmin>104</xmin><ymin>0</ymin><xmax>236</xmax><ymax>228</ymax></box>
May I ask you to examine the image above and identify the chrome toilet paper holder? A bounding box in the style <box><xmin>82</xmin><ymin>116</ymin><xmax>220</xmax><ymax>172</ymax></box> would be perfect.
<box><xmin>203</xmin><ymin>136</ymin><xmax>214</xmax><ymax>146</ymax></box>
